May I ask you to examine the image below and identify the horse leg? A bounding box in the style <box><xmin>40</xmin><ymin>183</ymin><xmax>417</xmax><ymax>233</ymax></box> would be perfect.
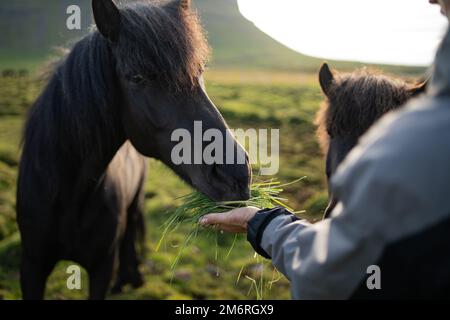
<box><xmin>88</xmin><ymin>253</ymin><xmax>116</xmax><ymax>300</ymax></box>
<box><xmin>20</xmin><ymin>253</ymin><xmax>56</xmax><ymax>300</ymax></box>
<box><xmin>111</xmin><ymin>193</ymin><xmax>145</xmax><ymax>294</ymax></box>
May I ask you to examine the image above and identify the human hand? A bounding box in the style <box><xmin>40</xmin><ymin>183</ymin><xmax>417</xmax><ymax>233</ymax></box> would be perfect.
<box><xmin>199</xmin><ymin>206</ymin><xmax>260</xmax><ymax>233</ymax></box>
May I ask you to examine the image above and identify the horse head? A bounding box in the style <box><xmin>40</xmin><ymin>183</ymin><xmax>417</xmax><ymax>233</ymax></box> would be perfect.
<box><xmin>316</xmin><ymin>63</ymin><xmax>427</xmax><ymax>218</ymax></box>
<box><xmin>92</xmin><ymin>0</ymin><xmax>251</xmax><ymax>201</ymax></box>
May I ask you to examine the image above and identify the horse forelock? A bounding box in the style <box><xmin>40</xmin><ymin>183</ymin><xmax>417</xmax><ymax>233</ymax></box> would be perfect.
<box><xmin>114</xmin><ymin>1</ymin><xmax>210</xmax><ymax>92</ymax></box>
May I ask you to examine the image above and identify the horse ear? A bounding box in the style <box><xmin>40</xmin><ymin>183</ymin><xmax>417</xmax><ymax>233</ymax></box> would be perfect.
<box><xmin>319</xmin><ymin>63</ymin><xmax>335</xmax><ymax>97</ymax></box>
<box><xmin>180</xmin><ymin>0</ymin><xmax>191</xmax><ymax>10</ymax></box>
<box><xmin>92</xmin><ymin>0</ymin><xmax>121</xmax><ymax>43</ymax></box>
<box><xmin>171</xmin><ymin>0</ymin><xmax>191</xmax><ymax>11</ymax></box>
<box><xmin>409</xmin><ymin>78</ymin><xmax>429</xmax><ymax>97</ymax></box>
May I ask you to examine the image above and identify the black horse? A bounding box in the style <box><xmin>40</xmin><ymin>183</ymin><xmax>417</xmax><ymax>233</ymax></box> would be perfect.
<box><xmin>17</xmin><ymin>0</ymin><xmax>251</xmax><ymax>300</ymax></box>
<box><xmin>316</xmin><ymin>63</ymin><xmax>427</xmax><ymax>219</ymax></box>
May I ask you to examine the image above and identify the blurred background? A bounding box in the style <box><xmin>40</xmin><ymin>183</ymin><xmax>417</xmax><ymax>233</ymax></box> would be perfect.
<box><xmin>0</xmin><ymin>0</ymin><xmax>446</xmax><ymax>299</ymax></box>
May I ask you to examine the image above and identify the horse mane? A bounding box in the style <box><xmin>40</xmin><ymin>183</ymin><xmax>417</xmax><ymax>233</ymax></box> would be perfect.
<box><xmin>23</xmin><ymin>30</ymin><xmax>120</xmax><ymax>163</ymax></box>
<box><xmin>315</xmin><ymin>69</ymin><xmax>414</xmax><ymax>153</ymax></box>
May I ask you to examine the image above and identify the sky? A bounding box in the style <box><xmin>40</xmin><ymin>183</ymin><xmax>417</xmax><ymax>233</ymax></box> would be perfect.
<box><xmin>237</xmin><ymin>0</ymin><xmax>448</xmax><ymax>66</ymax></box>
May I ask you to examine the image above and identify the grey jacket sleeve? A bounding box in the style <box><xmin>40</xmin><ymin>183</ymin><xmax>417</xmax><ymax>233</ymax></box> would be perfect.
<box><xmin>249</xmin><ymin>160</ymin><xmax>428</xmax><ymax>300</ymax></box>
<box><xmin>249</xmin><ymin>204</ymin><xmax>389</xmax><ymax>300</ymax></box>
<box><xmin>247</xmin><ymin>28</ymin><xmax>450</xmax><ymax>300</ymax></box>
<box><xmin>247</xmin><ymin>98</ymin><xmax>450</xmax><ymax>299</ymax></box>
<box><xmin>256</xmin><ymin>208</ymin><xmax>386</xmax><ymax>300</ymax></box>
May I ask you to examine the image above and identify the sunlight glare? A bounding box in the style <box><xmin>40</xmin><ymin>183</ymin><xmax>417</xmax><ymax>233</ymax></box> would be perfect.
<box><xmin>238</xmin><ymin>0</ymin><xmax>448</xmax><ymax>66</ymax></box>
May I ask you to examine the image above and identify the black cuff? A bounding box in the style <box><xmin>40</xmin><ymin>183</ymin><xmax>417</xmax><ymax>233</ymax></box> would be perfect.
<box><xmin>247</xmin><ymin>207</ymin><xmax>298</xmax><ymax>259</ymax></box>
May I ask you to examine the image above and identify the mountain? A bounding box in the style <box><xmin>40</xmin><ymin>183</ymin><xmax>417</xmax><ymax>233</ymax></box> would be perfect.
<box><xmin>194</xmin><ymin>0</ymin><xmax>321</xmax><ymax>71</ymax></box>
<box><xmin>194</xmin><ymin>0</ymin><xmax>424</xmax><ymax>74</ymax></box>
<box><xmin>0</xmin><ymin>0</ymin><xmax>424</xmax><ymax>74</ymax></box>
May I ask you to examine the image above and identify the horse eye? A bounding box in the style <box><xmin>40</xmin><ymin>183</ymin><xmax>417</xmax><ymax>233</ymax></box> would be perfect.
<box><xmin>130</xmin><ymin>75</ymin><xmax>146</xmax><ymax>85</ymax></box>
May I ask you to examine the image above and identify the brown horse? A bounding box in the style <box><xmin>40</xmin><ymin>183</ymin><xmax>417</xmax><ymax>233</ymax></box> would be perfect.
<box><xmin>17</xmin><ymin>0</ymin><xmax>251</xmax><ymax>300</ymax></box>
<box><xmin>316</xmin><ymin>63</ymin><xmax>427</xmax><ymax>219</ymax></box>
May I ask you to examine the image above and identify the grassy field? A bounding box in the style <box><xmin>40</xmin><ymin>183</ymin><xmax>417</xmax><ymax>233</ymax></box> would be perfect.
<box><xmin>0</xmin><ymin>68</ymin><xmax>328</xmax><ymax>300</ymax></box>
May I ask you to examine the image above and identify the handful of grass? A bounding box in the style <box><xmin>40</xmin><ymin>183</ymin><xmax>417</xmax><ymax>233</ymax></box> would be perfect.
<box><xmin>157</xmin><ymin>178</ymin><xmax>305</xmax><ymax>251</ymax></box>
<box><xmin>157</xmin><ymin>177</ymin><xmax>305</xmax><ymax>299</ymax></box>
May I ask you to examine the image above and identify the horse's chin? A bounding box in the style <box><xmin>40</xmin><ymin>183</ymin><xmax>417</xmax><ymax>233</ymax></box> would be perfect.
<box><xmin>190</xmin><ymin>181</ymin><xmax>222</xmax><ymax>202</ymax></box>
<box><xmin>173</xmin><ymin>170</ymin><xmax>219</xmax><ymax>201</ymax></box>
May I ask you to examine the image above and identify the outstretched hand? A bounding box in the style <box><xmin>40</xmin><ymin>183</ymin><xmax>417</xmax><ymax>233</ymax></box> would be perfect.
<box><xmin>199</xmin><ymin>207</ymin><xmax>260</xmax><ymax>233</ymax></box>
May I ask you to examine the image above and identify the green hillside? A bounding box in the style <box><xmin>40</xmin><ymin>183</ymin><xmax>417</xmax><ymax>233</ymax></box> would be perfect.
<box><xmin>195</xmin><ymin>0</ymin><xmax>321</xmax><ymax>70</ymax></box>
<box><xmin>0</xmin><ymin>0</ymin><xmax>424</xmax><ymax>74</ymax></box>
<box><xmin>195</xmin><ymin>0</ymin><xmax>425</xmax><ymax>75</ymax></box>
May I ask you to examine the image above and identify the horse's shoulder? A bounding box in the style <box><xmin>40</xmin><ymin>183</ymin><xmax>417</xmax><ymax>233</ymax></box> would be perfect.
<box><xmin>104</xmin><ymin>141</ymin><xmax>146</xmax><ymax>204</ymax></box>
